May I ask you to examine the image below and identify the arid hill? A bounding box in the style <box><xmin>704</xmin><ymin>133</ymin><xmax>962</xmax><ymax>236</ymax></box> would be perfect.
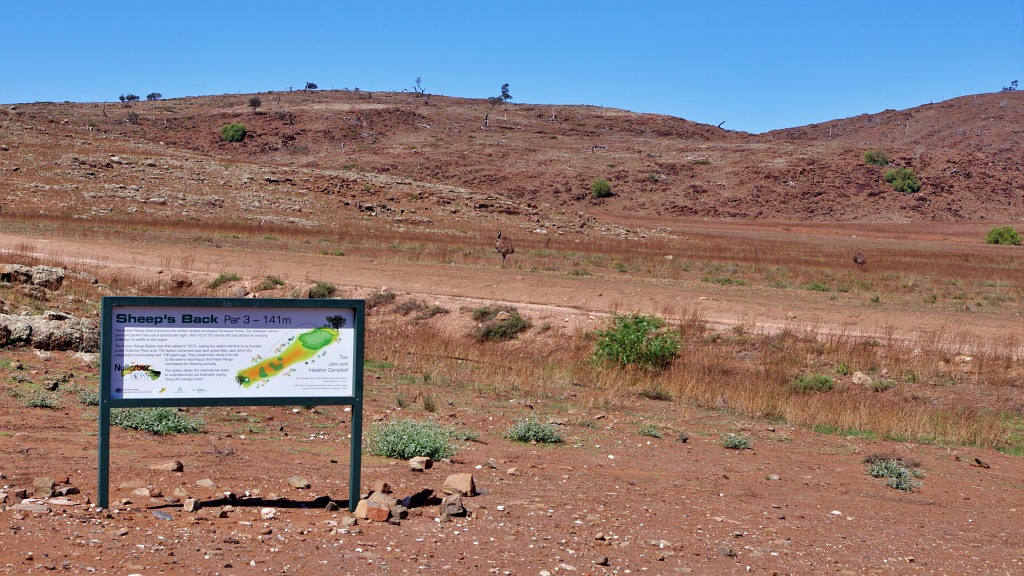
<box><xmin>1</xmin><ymin>90</ymin><xmax>1022</xmax><ymax>226</ymax></box>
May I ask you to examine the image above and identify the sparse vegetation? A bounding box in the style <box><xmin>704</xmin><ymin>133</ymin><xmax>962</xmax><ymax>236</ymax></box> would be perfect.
<box><xmin>723</xmin><ymin>433</ymin><xmax>751</xmax><ymax>450</ymax></box>
<box><xmin>883</xmin><ymin>168</ymin><xmax>920</xmax><ymax>193</ymax></box>
<box><xmin>864</xmin><ymin>453</ymin><xmax>924</xmax><ymax>491</ymax></box>
<box><xmin>110</xmin><ymin>408</ymin><xmax>204</xmax><ymax>435</ymax></box>
<box><xmin>638</xmin><ymin>423</ymin><xmax>662</xmax><ymax>438</ymax></box>
<box><xmin>863</xmin><ymin>149</ymin><xmax>890</xmax><ymax>166</ymax></box>
<box><xmin>208</xmin><ymin>272</ymin><xmax>241</xmax><ymax>289</ymax></box>
<box><xmin>219</xmin><ymin>123</ymin><xmax>246</xmax><ymax>142</ymax></box>
<box><xmin>22</xmin><ymin>391</ymin><xmax>60</xmax><ymax>409</ymax></box>
<box><xmin>471</xmin><ymin>305</ymin><xmax>530</xmax><ymax>342</ymax></box>
<box><xmin>248</xmin><ymin>96</ymin><xmax>262</xmax><ymax>114</ymax></box>
<box><xmin>984</xmin><ymin>226</ymin><xmax>1022</xmax><ymax>246</ymax></box>
<box><xmin>308</xmin><ymin>282</ymin><xmax>336</xmax><ymax>299</ymax></box>
<box><xmin>254</xmin><ymin>275</ymin><xmax>285</xmax><ymax>291</ymax></box>
<box><xmin>789</xmin><ymin>373</ymin><xmax>834</xmax><ymax>394</ymax></box>
<box><xmin>507</xmin><ymin>418</ymin><xmax>563</xmax><ymax>444</ymax></box>
<box><xmin>366</xmin><ymin>418</ymin><xmax>460</xmax><ymax>460</ymax></box>
<box><xmin>592</xmin><ymin>313</ymin><xmax>681</xmax><ymax>371</ymax></box>
<box><xmin>591</xmin><ymin>179</ymin><xmax>613</xmax><ymax>198</ymax></box>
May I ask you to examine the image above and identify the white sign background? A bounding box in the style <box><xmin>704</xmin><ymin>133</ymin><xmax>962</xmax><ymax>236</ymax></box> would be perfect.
<box><xmin>109</xmin><ymin>305</ymin><xmax>355</xmax><ymax>399</ymax></box>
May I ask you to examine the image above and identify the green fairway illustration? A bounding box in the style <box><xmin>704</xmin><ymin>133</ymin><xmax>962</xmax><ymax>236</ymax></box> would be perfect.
<box><xmin>236</xmin><ymin>327</ymin><xmax>338</xmax><ymax>387</ymax></box>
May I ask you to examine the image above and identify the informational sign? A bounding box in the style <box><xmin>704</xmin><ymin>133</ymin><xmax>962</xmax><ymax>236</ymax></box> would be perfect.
<box><xmin>97</xmin><ymin>297</ymin><xmax>365</xmax><ymax>512</ymax></box>
<box><xmin>109</xmin><ymin>305</ymin><xmax>356</xmax><ymax>400</ymax></box>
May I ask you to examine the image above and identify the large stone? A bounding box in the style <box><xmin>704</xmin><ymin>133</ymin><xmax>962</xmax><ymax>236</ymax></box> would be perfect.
<box><xmin>150</xmin><ymin>460</ymin><xmax>184</xmax><ymax>472</ymax></box>
<box><xmin>852</xmin><ymin>372</ymin><xmax>872</xmax><ymax>386</ymax></box>
<box><xmin>195</xmin><ymin>478</ymin><xmax>217</xmax><ymax>489</ymax></box>
<box><xmin>32</xmin><ymin>477</ymin><xmax>55</xmax><ymax>498</ymax></box>
<box><xmin>30</xmin><ymin>266</ymin><xmax>65</xmax><ymax>290</ymax></box>
<box><xmin>443</xmin><ymin>473</ymin><xmax>476</xmax><ymax>497</ymax></box>
<box><xmin>440</xmin><ymin>494</ymin><xmax>466</xmax><ymax>518</ymax></box>
<box><xmin>287</xmin><ymin>476</ymin><xmax>310</xmax><ymax>489</ymax></box>
<box><xmin>409</xmin><ymin>456</ymin><xmax>433</xmax><ymax>471</ymax></box>
<box><xmin>0</xmin><ymin>313</ymin><xmax>99</xmax><ymax>351</ymax></box>
<box><xmin>183</xmin><ymin>498</ymin><xmax>201</xmax><ymax>513</ymax></box>
<box><xmin>365</xmin><ymin>499</ymin><xmax>391</xmax><ymax>522</ymax></box>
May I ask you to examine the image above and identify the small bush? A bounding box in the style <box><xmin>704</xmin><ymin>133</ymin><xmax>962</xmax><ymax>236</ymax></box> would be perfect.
<box><xmin>871</xmin><ymin>379</ymin><xmax>896</xmax><ymax>392</ymax></box>
<box><xmin>23</xmin><ymin>391</ymin><xmax>60</xmax><ymax>409</ymax></box>
<box><xmin>308</xmin><ymin>282</ymin><xmax>336</xmax><ymax>299</ymax></box>
<box><xmin>883</xmin><ymin>168</ymin><xmax>920</xmax><ymax>193</ymax></box>
<box><xmin>592</xmin><ymin>313</ymin><xmax>681</xmax><ymax>371</ymax></box>
<box><xmin>803</xmin><ymin>282</ymin><xmax>830</xmax><ymax>292</ymax></box>
<box><xmin>366</xmin><ymin>290</ymin><xmax>397</xmax><ymax>309</ymax></box>
<box><xmin>507</xmin><ymin>418</ymin><xmax>563</xmax><ymax>444</ymax></box>
<box><xmin>702</xmin><ymin>275</ymin><xmax>745</xmax><ymax>286</ymax></box>
<box><xmin>255</xmin><ymin>275</ymin><xmax>285</xmax><ymax>291</ymax></box>
<box><xmin>723</xmin><ymin>433</ymin><xmax>751</xmax><ymax>450</ymax></box>
<box><xmin>637</xmin><ymin>385</ymin><xmax>673</xmax><ymax>401</ymax></box>
<box><xmin>789</xmin><ymin>373</ymin><xmax>834</xmax><ymax>393</ymax></box>
<box><xmin>219</xmin><ymin>123</ymin><xmax>246</xmax><ymax>142</ymax></box>
<box><xmin>415</xmin><ymin>305</ymin><xmax>449</xmax><ymax>321</ymax></box>
<box><xmin>110</xmin><ymin>408</ymin><xmax>204</xmax><ymax>435</ymax></box>
<box><xmin>367</xmin><ymin>419</ymin><xmax>460</xmax><ymax>460</ymax></box>
<box><xmin>637</xmin><ymin>424</ymin><xmax>662</xmax><ymax>438</ymax></box>
<box><xmin>984</xmin><ymin>226</ymin><xmax>1022</xmax><ymax>246</ymax></box>
<box><xmin>863</xmin><ymin>149</ymin><xmax>890</xmax><ymax>166</ymax></box>
<box><xmin>591</xmin><ymin>179</ymin><xmax>613</xmax><ymax>198</ymax></box>
<box><xmin>864</xmin><ymin>453</ymin><xmax>924</xmax><ymax>492</ymax></box>
<box><xmin>471</xmin><ymin>305</ymin><xmax>530</xmax><ymax>342</ymax></box>
<box><xmin>836</xmin><ymin>363</ymin><xmax>851</xmax><ymax>376</ymax></box>
<box><xmin>208</xmin><ymin>272</ymin><xmax>241</xmax><ymax>289</ymax></box>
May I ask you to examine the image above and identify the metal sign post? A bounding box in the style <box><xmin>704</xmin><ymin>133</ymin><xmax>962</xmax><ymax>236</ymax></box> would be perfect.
<box><xmin>98</xmin><ymin>297</ymin><xmax>365</xmax><ymax>511</ymax></box>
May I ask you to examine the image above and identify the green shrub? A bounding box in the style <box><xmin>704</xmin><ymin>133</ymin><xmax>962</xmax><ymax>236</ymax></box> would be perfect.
<box><xmin>803</xmin><ymin>282</ymin><xmax>830</xmax><ymax>292</ymax></box>
<box><xmin>366</xmin><ymin>290</ymin><xmax>397</xmax><ymax>309</ymax></box>
<box><xmin>592</xmin><ymin>313</ymin><xmax>681</xmax><ymax>371</ymax></box>
<box><xmin>255</xmin><ymin>275</ymin><xmax>285</xmax><ymax>291</ymax></box>
<box><xmin>723</xmin><ymin>433</ymin><xmax>751</xmax><ymax>450</ymax></box>
<box><xmin>637</xmin><ymin>424</ymin><xmax>662</xmax><ymax>438</ymax></box>
<box><xmin>308</xmin><ymin>282</ymin><xmax>336</xmax><ymax>299</ymax></box>
<box><xmin>863</xmin><ymin>149</ymin><xmax>890</xmax><ymax>166</ymax></box>
<box><xmin>984</xmin><ymin>226</ymin><xmax>1022</xmax><ymax>246</ymax></box>
<box><xmin>110</xmin><ymin>408</ymin><xmax>204</xmax><ymax>435</ymax></box>
<box><xmin>367</xmin><ymin>418</ymin><xmax>460</xmax><ymax>460</ymax></box>
<box><xmin>208</xmin><ymin>272</ymin><xmax>241</xmax><ymax>289</ymax></box>
<box><xmin>702</xmin><ymin>275</ymin><xmax>745</xmax><ymax>286</ymax></box>
<box><xmin>789</xmin><ymin>373</ymin><xmax>834</xmax><ymax>393</ymax></box>
<box><xmin>883</xmin><ymin>168</ymin><xmax>920</xmax><ymax>193</ymax></box>
<box><xmin>471</xmin><ymin>305</ymin><xmax>530</xmax><ymax>342</ymax></box>
<box><xmin>23</xmin><ymin>391</ymin><xmax>60</xmax><ymax>409</ymax></box>
<box><xmin>836</xmin><ymin>363</ymin><xmax>851</xmax><ymax>376</ymax></box>
<box><xmin>591</xmin><ymin>179</ymin><xmax>613</xmax><ymax>198</ymax></box>
<box><xmin>219</xmin><ymin>123</ymin><xmax>246</xmax><ymax>142</ymax></box>
<box><xmin>871</xmin><ymin>379</ymin><xmax>896</xmax><ymax>392</ymax></box>
<box><xmin>507</xmin><ymin>418</ymin><xmax>563</xmax><ymax>444</ymax></box>
<box><xmin>864</xmin><ymin>453</ymin><xmax>924</xmax><ymax>492</ymax></box>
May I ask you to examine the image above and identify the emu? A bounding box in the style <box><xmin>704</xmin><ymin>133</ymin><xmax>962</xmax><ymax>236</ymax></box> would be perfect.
<box><xmin>495</xmin><ymin>230</ymin><xmax>515</xmax><ymax>266</ymax></box>
<box><xmin>853</xmin><ymin>252</ymin><xmax>866</xmax><ymax>269</ymax></box>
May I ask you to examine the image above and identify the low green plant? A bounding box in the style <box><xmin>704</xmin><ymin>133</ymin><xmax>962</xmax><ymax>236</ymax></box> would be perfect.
<box><xmin>23</xmin><ymin>391</ymin><xmax>60</xmax><ymax>409</ymax></box>
<box><xmin>803</xmin><ymin>282</ymin><xmax>830</xmax><ymax>292</ymax></box>
<box><xmin>984</xmin><ymin>226</ymin><xmax>1022</xmax><ymax>246</ymax></box>
<box><xmin>638</xmin><ymin>424</ymin><xmax>662</xmax><ymax>438</ymax></box>
<box><xmin>592</xmin><ymin>313</ymin><xmax>681</xmax><ymax>371</ymax></box>
<box><xmin>863</xmin><ymin>149</ymin><xmax>890</xmax><ymax>166</ymax></box>
<box><xmin>110</xmin><ymin>408</ymin><xmax>204</xmax><ymax>435</ymax></box>
<box><xmin>567</xmin><ymin>268</ymin><xmax>591</xmax><ymax>276</ymax></box>
<box><xmin>320</xmin><ymin>250</ymin><xmax>345</xmax><ymax>256</ymax></box>
<box><xmin>871</xmin><ymin>379</ymin><xmax>896</xmax><ymax>392</ymax></box>
<box><xmin>836</xmin><ymin>363</ymin><xmax>851</xmax><ymax>376</ymax></box>
<box><xmin>507</xmin><ymin>418</ymin><xmax>563</xmax><ymax>444</ymax></box>
<box><xmin>219</xmin><ymin>123</ymin><xmax>246</xmax><ymax>142</ymax></box>
<box><xmin>883</xmin><ymin>168</ymin><xmax>920</xmax><ymax>193</ymax></box>
<box><xmin>865</xmin><ymin>453</ymin><xmax>924</xmax><ymax>491</ymax></box>
<box><xmin>702</xmin><ymin>275</ymin><xmax>745</xmax><ymax>286</ymax></box>
<box><xmin>366</xmin><ymin>418</ymin><xmax>460</xmax><ymax>460</ymax></box>
<box><xmin>208</xmin><ymin>272</ymin><xmax>241</xmax><ymax>289</ymax></box>
<box><xmin>591</xmin><ymin>179</ymin><xmax>613</xmax><ymax>198</ymax></box>
<box><xmin>723</xmin><ymin>433</ymin><xmax>751</xmax><ymax>450</ymax></box>
<box><xmin>415</xmin><ymin>305</ymin><xmax>449</xmax><ymax>321</ymax></box>
<box><xmin>255</xmin><ymin>275</ymin><xmax>285</xmax><ymax>291</ymax></box>
<box><xmin>366</xmin><ymin>290</ymin><xmax>397</xmax><ymax>309</ymax></box>
<box><xmin>308</xmin><ymin>282</ymin><xmax>336</xmax><ymax>299</ymax></box>
<box><xmin>471</xmin><ymin>305</ymin><xmax>530</xmax><ymax>342</ymax></box>
<box><xmin>421</xmin><ymin>393</ymin><xmax>438</xmax><ymax>413</ymax></box>
<box><xmin>789</xmin><ymin>373</ymin><xmax>834</xmax><ymax>393</ymax></box>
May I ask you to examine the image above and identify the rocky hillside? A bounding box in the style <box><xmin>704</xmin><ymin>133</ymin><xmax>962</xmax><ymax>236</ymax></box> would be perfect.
<box><xmin>1</xmin><ymin>90</ymin><xmax>1022</xmax><ymax>225</ymax></box>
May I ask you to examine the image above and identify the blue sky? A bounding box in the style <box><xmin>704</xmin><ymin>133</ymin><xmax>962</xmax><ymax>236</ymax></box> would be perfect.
<box><xmin>5</xmin><ymin>1</ymin><xmax>1022</xmax><ymax>133</ymax></box>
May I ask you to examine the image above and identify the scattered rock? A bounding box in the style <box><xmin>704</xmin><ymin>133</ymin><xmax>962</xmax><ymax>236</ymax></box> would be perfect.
<box><xmin>973</xmin><ymin>457</ymin><xmax>991</xmax><ymax>469</ymax></box>
<box><xmin>409</xmin><ymin>456</ymin><xmax>433</xmax><ymax>471</ymax></box>
<box><xmin>13</xmin><ymin>501</ymin><xmax>51</xmax><ymax>513</ymax></box>
<box><xmin>33</xmin><ymin>476</ymin><xmax>55</xmax><ymax>498</ymax></box>
<box><xmin>595</xmin><ymin>556</ymin><xmax>610</xmax><ymax>566</ymax></box>
<box><xmin>324</xmin><ymin>501</ymin><xmax>339</xmax><ymax>512</ymax></box>
<box><xmin>150</xmin><ymin>460</ymin><xmax>184</xmax><ymax>472</ymax></box>
<box><xmin>852</xmin><ymin>372</ymin><xmax>872</xmax><ymax>386</ymax></box>
<box><xmin>372</xmin><ymin>480</ymin><xmax>391</xmax><ymax>494</ymax></box>
<box><xmin>183</xmin><ymin>498</ymin><xmax>201</xmax><ymax>513</ymax></box>
<box><xmin>676</xmin><ymin>432</ymin><xmax>689</xmax><ymax>443</ymax></box>
<box><xmin>152</xmin><ymin>510</ymin><xmax>173</xmax><ymax>521</ymax></box>
<box><xmin>717</xmin><ymin>545</ymin><xmax>737</xmax><ymax>557</ymax></box>
<box><xmin>195</xmin><ymin>478</ymin><xmax>217</xmax><ymax>489</ymax></box>
<box><xmin>440</xmin><ymin>493</ymin><xmax>466</xmax><ymax>519</ymax></box>
<box><xmin>260</xmin><ymin>507</ymin><xmax>276</xmax><ymax>520</ymax></box>
<box><xmin>287</xmin><ymin>475</ymin><xmax>310</xmax><ymax>489</ymax></box>
<box><xmin>443</xmin><ymin>473</ymin><xmax>476</xmax><ymax>497</ymax></box>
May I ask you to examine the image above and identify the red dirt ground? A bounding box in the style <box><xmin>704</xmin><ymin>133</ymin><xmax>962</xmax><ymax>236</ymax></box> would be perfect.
<box><xmin>1</xmin><ymin>90</ymin><xmax>1024</xmax><ymax>575</ymax></box>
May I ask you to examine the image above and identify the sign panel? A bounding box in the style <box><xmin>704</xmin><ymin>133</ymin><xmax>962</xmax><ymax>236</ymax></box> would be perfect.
<box><xmin>109</xmin><ymin>304</ymin><xmax>356</xmax><ymax>400</ymax></box>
